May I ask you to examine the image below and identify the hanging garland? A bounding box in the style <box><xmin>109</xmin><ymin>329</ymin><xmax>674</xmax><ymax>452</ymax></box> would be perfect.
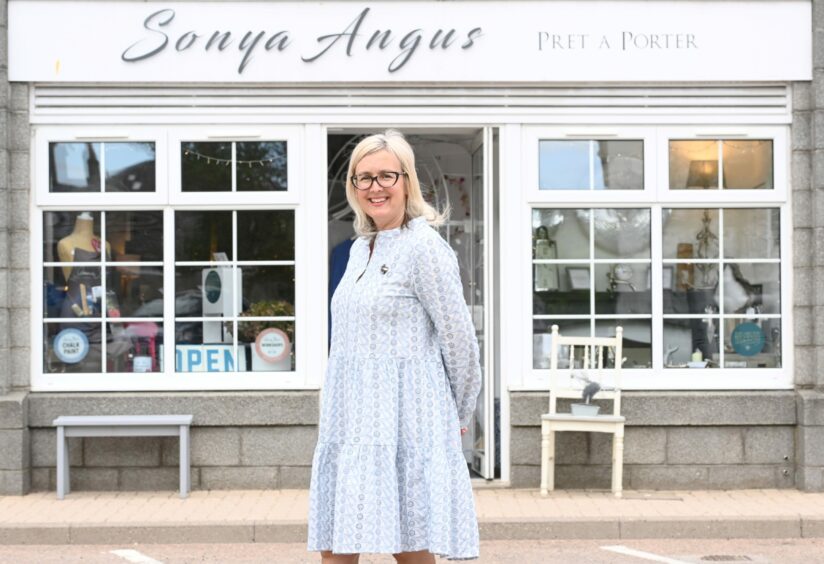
<box><xmin>183</xmin><ymin>149</ymin><xmax>277</xmax><ymax>167</ymax></box>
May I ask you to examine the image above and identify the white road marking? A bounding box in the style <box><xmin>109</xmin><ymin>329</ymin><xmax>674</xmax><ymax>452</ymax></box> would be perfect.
<box><xmin>601</xmin><ymin>545</ymin><xmax>692</xmax><ymax>564</ymax></box>
<box><xmin>109</xmin><ymin>549</ymin><xmax>165</xmax><ymax>564</ymax></box>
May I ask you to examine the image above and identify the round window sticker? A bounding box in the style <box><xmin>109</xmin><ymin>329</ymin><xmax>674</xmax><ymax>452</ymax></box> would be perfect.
<box><xmin>255</xmin><ymin>328</ymin><xmax>291</xmax><ymax>363</ymax></box>
<box><xmin>204</xmin><ymin>270</ymin><xmax>222</xmax><ymax>304</ymax></box>
<box><xmin>731</xmin><ymin>322</ymin><xmax>766</xmax><ymax>357</ymax></box>
<box><xmin>53</xmin><ymin>328</ymin><xmax>90</xmax><ymax>364</ymax></box>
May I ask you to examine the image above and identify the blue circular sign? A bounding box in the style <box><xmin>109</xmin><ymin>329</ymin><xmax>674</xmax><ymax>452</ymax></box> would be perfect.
<box><xmin>205</xmin><ymin>270</ymin><xmax>222</xmax><ymax>304</ymax></box>
<box><xmin>53</xmin><ymin>328</ymin><xmax>89</xmax><ymax>364</ymax></box>
<box><xmin>731</xmin><ymin>322</ymin><xmax>765</xmax><ymax>357</ymax></box>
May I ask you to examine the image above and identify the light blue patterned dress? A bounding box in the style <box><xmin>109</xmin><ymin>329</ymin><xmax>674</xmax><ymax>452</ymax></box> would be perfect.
<box><xmin>308</xmin><ymin>216</ymin><xmax>482</xmax><ymax>560</ymax></box>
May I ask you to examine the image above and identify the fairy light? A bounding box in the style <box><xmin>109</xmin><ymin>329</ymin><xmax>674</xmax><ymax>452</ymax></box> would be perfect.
<box><xmin>183</xmin><ymin>149</ymin><xmax>277</xmax><ymax>167</ymax></box>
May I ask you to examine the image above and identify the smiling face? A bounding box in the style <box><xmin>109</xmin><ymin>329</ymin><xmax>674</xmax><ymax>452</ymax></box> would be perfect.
<box><xmin>354</xmin><ymin>150</ymin><xmax>408</xmax><ymax>231</ymax></box>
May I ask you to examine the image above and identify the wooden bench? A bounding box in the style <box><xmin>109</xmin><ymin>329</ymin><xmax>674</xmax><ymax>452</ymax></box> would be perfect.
<box><xmin>53</xmin><ymin>415</ymin><xmax>193</xmax><ymax>500</ymax></box>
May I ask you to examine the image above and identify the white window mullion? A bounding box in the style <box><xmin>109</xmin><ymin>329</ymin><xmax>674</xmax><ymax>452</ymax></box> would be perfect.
<box><xmin>163</xmin><ymin>207</ymin><xmax>176</xmax><ymax>375</ymax></box>
<box><xmin>718</xmin><ymin>208</ymin><xmax>726</xmax><ymax>368</ymax></box>
<box><xmin>651</xmin><ymin>204</ymin><xmax>664</xmax><ymax>372</ymax></box>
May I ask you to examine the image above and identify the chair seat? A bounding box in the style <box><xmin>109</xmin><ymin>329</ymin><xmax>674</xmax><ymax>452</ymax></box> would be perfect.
<box><xmin>541</xmin><ymin>413</ymin><xmax>625</xmax><ymax>423</ymax></box>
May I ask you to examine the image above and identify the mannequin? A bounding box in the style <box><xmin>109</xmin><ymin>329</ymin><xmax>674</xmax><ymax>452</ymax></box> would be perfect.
<box><xmin>57</xmin><ymin>212</ymin><xmax>110</xmax><ymax>280</ymax></box>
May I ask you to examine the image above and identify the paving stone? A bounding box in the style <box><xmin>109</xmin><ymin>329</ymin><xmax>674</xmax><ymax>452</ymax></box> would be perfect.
<box><xmin>802</xmin><ymin>517</ymin><xmax>824</xmax><ymax>537</ymax></box>
<box><xmin>254</xmin><ymin>523</ymin><xmax>309</xmax><ymax>543</ymax></box>
<box><xmin>480</xmin><ymin>520</ymin><xmax>619</xmax><ymax>541</ymax></box>
<box><xmin>200</xmin><ymin>466</ymin><xmax>278</xmax><ymax>490</ymax></box>
<box><xmin>240</xmin><ymin>426</ymin><xmax>317</xmax><ymax>466</ymax></box>
<box><xmin>278</xmin><ymin>465</ymin><xmax>312</xmax><ymax>488</ymax></box>
<box><xmin>83</xmin><ymin>436</ymin><xmax>162</xmax><ymax>468</ymax></box>
<box><xmin>0</xmin><ymin>526</ymin><xmax>69</xmax><ymax>545</ymax></box>
<box><xmin>629</xmin><ymin>465</ymin><xmax>709</xmax><ymax>490</ymax></box>
<box><xmin>69</xmin><ymin>525</ymin><xmax>253</xmax><ymax>545</ymax></box>
<box><xmin>620</xmin><ymin>517</ymin><xmax>800</xmax><ymax>539</ymax></box>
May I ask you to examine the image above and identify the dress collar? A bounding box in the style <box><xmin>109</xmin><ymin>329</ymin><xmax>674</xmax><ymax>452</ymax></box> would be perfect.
<box><xmin>374</xmin><ymin>216</ymin><xmax>428</xmax><ymax>240</ymax></box>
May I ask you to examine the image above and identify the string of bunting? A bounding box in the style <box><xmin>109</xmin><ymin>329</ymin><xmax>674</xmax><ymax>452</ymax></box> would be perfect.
<box><xmin>183</xmin><ymin>149</ymin><xmax>276</xmax><ymax>167</ymax></box>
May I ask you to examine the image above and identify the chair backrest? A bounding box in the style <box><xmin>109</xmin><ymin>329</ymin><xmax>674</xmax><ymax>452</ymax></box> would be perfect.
<box><xmin>548</xmin><ymin>324</ymin><xmax>623</xmax><ymax>416</ymax></box>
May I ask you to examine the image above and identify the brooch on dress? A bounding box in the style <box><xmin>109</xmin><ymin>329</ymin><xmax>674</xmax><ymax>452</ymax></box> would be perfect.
<box><xmin>380</xmin><ymin>264</ymin><xmax>389</xmax><ymax>275</ymax></box>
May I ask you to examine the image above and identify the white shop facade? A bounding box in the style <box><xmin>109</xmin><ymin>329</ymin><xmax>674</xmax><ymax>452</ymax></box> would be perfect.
<box><xmin>5</xmin><ymin>0</ymin><xmax>814</xmax><ymax>490</ymax></box>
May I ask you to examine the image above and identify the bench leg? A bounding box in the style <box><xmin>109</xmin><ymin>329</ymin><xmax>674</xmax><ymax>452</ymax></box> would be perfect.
<box><xmin>179</xmin><ymin>425</ymin><xmax>190</xmax><ymax>499</ymax></box>
<box><xmin>540</xmin><ymin>424</ymin><xmax>555</xmax><ymax>496</ymax></box>
<box><xmin>56</xmin><ymin>426</ymin><xmax>70</xmax><ymax>499</ymax></box>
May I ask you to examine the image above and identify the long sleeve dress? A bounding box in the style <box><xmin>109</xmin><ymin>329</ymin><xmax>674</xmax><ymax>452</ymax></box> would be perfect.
<box><xmin>308</xmin><ymin>216</ymin><xmax>482</xmax><ymax>560</ymax></box>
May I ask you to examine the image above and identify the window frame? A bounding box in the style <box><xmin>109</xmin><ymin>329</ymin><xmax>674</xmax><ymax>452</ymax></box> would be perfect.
<box><xmin>518</xmin><ymin>125</ymin><xmax>793</xmax><ymax>391</ymax></box>
<box><xmin>31</xmin><ymin>125</ymin><xmax>310</xmax><ymax>392</ymax></box>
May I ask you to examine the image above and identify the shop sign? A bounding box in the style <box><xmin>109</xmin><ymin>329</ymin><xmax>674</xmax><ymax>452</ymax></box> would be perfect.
<box><xmin>255</xmin><ymin>328</ymin><xmax>291</xmax><ymax>363</ymax></box>
<box><xmin>53</xmin><ymin>328</ymin><xmax>90</xmax><ymax>364</ymax></box>
<box><xmin>175</xmin><ymin>344</ymin><xmax>247</xmax><ymax>372</ymax></box>
<box><xmin>8</xmin><ymin>1</ymin><xmax>812</xmax><ymax>83</ymax></box>
<box><xmin>731</xmin><ymin>323</ymin><xmax>766</xmax><ymax>357</ymax></box>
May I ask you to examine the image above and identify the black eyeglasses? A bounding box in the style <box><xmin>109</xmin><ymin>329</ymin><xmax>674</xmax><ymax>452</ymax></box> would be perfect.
<box><xmin>351</xmin><ymin>171</ymin><xmax>407</xmax><ymax>191</ymax></box>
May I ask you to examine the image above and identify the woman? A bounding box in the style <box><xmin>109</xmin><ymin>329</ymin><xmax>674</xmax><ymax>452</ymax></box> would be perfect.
<box><xmin>308</xmin><ymin>130</ymin><xmax>482</xmax><ymax>563</ymax></box>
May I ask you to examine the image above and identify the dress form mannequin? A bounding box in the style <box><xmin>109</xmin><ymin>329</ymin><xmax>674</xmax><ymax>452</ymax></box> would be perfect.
<box><xmin>57</xmin><ymin>212</ymin><xmax>110</xmax><ymax>279</ymax></box>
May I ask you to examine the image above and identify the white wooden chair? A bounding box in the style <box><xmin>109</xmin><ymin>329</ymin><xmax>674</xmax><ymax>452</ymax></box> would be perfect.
<box><xmin>540</xmin><ymin>324</ymin><xmax>625</xmax><ymax>497</ymax></box>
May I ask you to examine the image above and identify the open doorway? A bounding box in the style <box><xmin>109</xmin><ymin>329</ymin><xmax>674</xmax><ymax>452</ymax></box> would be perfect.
<box><xmin>327</xmin><ymin>128</ymin><xmax>500</xmax><ymax>480</ymax></box>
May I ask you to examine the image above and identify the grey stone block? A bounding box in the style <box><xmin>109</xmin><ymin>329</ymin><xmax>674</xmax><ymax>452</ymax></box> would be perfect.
<box><xmin>795</xmin><ymin>111</ymin><xmax>812</xmax><ymax>150</ymax></box>
<box><xmin>795</xmin><ymin>347</ymin><xmax>815</xmax><ymax>387</ymax></box>
<box><xmin>509</xmin><ymin>464</ymin><xmax>540</xmax><ymax>488</ymax></box>
<box><xmin>630</xmin><ymin>466</ymin><xmax>709</xmax><ymax>490</ymax></box>
<box><xmin>0</xmin><ymin>469</ymin><xmax>30</xmax><ymax>495</ymax></box>
<box><xmin>8</xmin><ymin>112</ymin><xmax>30</xmax><ymax>152</ymax></box>
<box><xmin>27</xmin><ymin>391</ymin><xmax>321</xmax><ymax>427</ymax></box>
<box><xmin>794</xmin><ymin>190</ymin><xmax>813</xmax><ymax>227</ymax></box>
<box><xmin>794</xmin><ymin>81</ymin><xmax>813</xmax><ymax>112</ymax></box>
<box><xmin>0</xmin><ymin>311</ymin><xmax>7</xmax><ymax>351</ymax></box>
<box><xmin>744</xmin><ymin>426</ymin><xmax>795</xmax><ymax>463</ymax></box>
<box><xmin>555</xmin><ymin>464</ymin><xmax>613</xmax><ymax>489</ymax></box>
<box><xmin>279</xmin><ymin>466</ymin><xmax>312</xmax><ymax>488</ymax></box>
<box><xmin>802</xmin><ymin>518</ymin><xmax>824</xmax><ymax>538</ymax></box>
<box><xmin>798</xmin><ymin>426</ymin><xmax>824</xmax><ymax>466</ymax></box>
<box><xmin>9</xmin><ymin>308</ymin><xmax>28</xmax><ymax>348</ymax></box>
<box><xmin>254</xmin><ymin>523</ymin><xmax>309</xmax><ymax>543</ymax></box>
<box><xmin>479</xmin><ymin>520</ymin><xmax>619</xmax><ymax>541</ymax></box>
<box><xmin>9</xmin><ymin>269</ymin><xmax>28</xmax><ymax>304</ymax></box>
<box><xmin>240</xmin><ymin>426</ymin><xmax>317</xmax><ymax>466</ymax></box>
<box><xmin>9</xmin><ymin>84</ymin><xmax>28</xmax><ymax>113</ymax></box>
<box><xmin>0</xmin><ymin>429</ymin><xmax>29</xmax><ymax>470</ymax></box>
<box><xmin>30</xmin><ymin>468</ymin><xmax>51</xmax><ymax>491</ymax></box>
<box><xmin>162</xmin><ymin>427</ymin><xmax>240</xmax><ymax>467</ymax></box>
<box><xmin>798</xmin><ymin>389</ymin><xmax>824</xmax><ymax>426</ymax></box>
<box><xmin>796</xmin><ymin>228</ymin><xmax>813</xmax><ymax>266</ymax></box>
<box><xmin>813</xmin><ymin>151</ymin><xmax>824</xmax><ymax>191</ymax></box>
<box><xmin>0</xmin><ymin>232</ymin><xmax>8</xmax><ymax>271</ymax></box>
<box><xmin>619</xmin><ymin>517</ymin><xmax>800</xmax><ymax>540</ymax></box>
<box><xmin>0</xmin><ymin>350</ymin><xmax>9</xmax><ymax>396</ymax></box>
<box><xmin>815</xmin><ymin>28</ymin><xmax>824</xmax><ymax>70</ymax></box>
<box><xmin>707</xmin><ymin>465</ymin><xmax>781</xmax><ymax>489</ymax></box>
<box><xmin>31</xmin><ymin>429</ymin><xmax>80</xmax><ymax>467</ymax></box>
<box><xmin>10</xmin><ymin>348</ymin><xmax>29</xmax><ymax>389</ymax></box>
<box><xmin>0</xmin><ymin>526</ymin><xmax>69</xmax><ymax>545</ymax></box>
<box><xmin>510</xmin><ymin>425</ymin><xmax>588</xmax><ymax>466</ymax></box>
<box><xmin>667</xmin><ymin>427</ymin><xmax>743</xmax><ymax>464</ymax></box>
<box><xmin>69</xmin><ymin>524</ymin><xmax>253</xmax><ymax>545</ymax></box>
<box><xmin>69</xmin><ymin>468</ymin><xmax>119</xmax><ymax>491</ymax></box>
<box><xmin>200</xmin><ymin>466</ymin><xmax>278</xmax><ymax>490</ymax></box>
<box><xmin>9</xmin><ymin>190</ymin><xmax>28</xmax><ymax>230</ymax></box>
<box><xmin>83</xmin><ymin>436</ymin><xmax>162</xmax><ymax>468</ymax></box>
<box><xmin>795</xmin><ymin>267</ymin><xmax>813</xmax><ymax>306</ymax></box>
<box><xmin>0</xmin><ymin>271</ymin><xmax>8</xmax><ymax>311</ymax></box>
<box><xmin>9</xmin><ymin>232</ymin><xmax>28</xmax><ymax>270</ymax></box>
<box><xmin>816</xmin><ymin>228</ymin><xmax>824</xmax><ymax>266</ymax></box>
<box><xmin>797</xmin><ymin>465</ymin><xmax>824</xmax><ymax>491</ymax></box>
<box><xmin>623</xmin><ymin>428</ymin><xmax>666</xmax><ymax>465</ymax></box>
<box><xmin>119</xmin><ymin>467</ymin><xmax>199</xmax><ymax>492</ymax></box>
<box><xmin>0</xmin><ymin>391</ymin><xmax>26</xmax><ymax>429</ymax></box>
<box><xmin>9</xmin><ymin>151</ymin><xmax>29</xmax><ymax>191</ymax></box>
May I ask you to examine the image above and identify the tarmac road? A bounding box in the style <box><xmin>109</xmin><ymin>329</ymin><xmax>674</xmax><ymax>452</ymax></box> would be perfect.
<box><xmin>1</xmin><ymin>539</ymin><xmax>824</xmax><ymax>564</ymax></box>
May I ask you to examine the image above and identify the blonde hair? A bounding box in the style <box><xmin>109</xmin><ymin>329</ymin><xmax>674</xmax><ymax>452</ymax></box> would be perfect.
<box><xmin>346</xmin><ymin>129</ymin><xmax>447</xmax><ymax>237</ymax></box>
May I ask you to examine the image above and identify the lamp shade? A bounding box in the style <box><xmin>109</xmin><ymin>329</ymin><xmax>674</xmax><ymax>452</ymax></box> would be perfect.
<box><xmin>686</xmin><ymin>160</ymin><xmax>719</xmax><ymax>189</ymax></box>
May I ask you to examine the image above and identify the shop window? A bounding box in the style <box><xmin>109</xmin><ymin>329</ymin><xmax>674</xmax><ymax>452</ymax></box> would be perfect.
<box><xmin>49</xmin><ymin>142</ymin><xmax>156</xmax><ymax>193</ymax></box>
<box><xmin>43</xmin><ymin>210</ymin><xmax>164</xmax><ymax>373</ymax></box>
<box><xmin>669</xmin><ymin>140</ymin><xmax>773</xmax><ymax>190</ymax></box>
<box><xmin>662</xmin><ymin>208</ymin><xmax>781</xmax><ymax>369</ymax></box>
<box><xmin>174</xmin><ymin>210</ymin><xmax>296</xmax><ymax>373</ymax></box>
<box><xmin>532</xmin><ymin>208</ymin><xmax>652</xmax><ymax>370</ymax></box>
<box><xmin>181</xmin><ymin>141</ymin><xmax>287</xmax><ymax>192</ymax></box>
<box><xmin>538</xmin><ymin>139</ymin><xmax>643</xmax><ymax>190</ymax></box>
